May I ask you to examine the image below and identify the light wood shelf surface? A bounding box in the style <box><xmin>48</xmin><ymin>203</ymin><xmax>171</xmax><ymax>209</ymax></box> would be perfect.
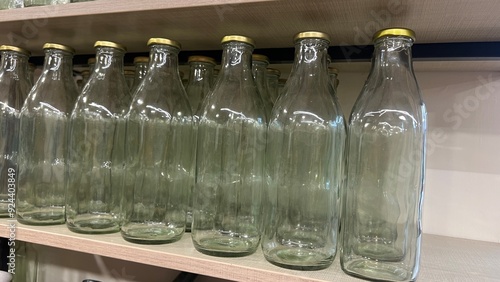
<box><xmin>2</xmin><ymin>0</ymin><xmax>500</xmax><ymax>55</ymax></box>
<box><xmin>1</xmin><ymin>219</ymin><xmax>499</xmax><ymax>281</ymax></box>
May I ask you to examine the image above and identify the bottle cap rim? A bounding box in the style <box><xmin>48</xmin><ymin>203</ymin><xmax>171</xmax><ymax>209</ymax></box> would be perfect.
<box><xmin>252</xmin><ymin>54</ymin><xmax>269</xmax><ymax>64</ymax></box>
<box><xmin>147</xmin><ymin>38</ymin><xmax>181</xmax><ymax>49</ymax></box>
<box><xmin>221</xmin><ymin>35</ymin><xmax>255</xmax><ymax>47</ymax></box>
<box><xmin>188</xmin><ymin>55</ymin><xmax>216</xmax><ymax>65</ymax></box>
<box><xmin>43</xmin><ymin>43</ymin><xmax>76</xmax><ymax>54</ymax></box>
<box><xmin>328</xmin><ymin>67</ymin><xmax>339</xmax><ymax>74</ymax></box>
<box><xmin>372</xmin><ymin>28</ymin><xmax>416</xmax><ymax>42</ymax></box>
<box><xmin>266</xmin><ymin>68</ymin><xmax>281</xmax><ymax>76</ymax></box>
<box><xmin>94</xmin><ymin>41</ymin><xmax>127</xmax><ymax>52</ymax></box>
<box><xmin>0</xmin><ymin>45</ymin><xmax>31</xmax><ymax>56</ymax></box>
<box><xmin>133</xmin><ymin>56</ymin><xmax>149</xmax><ymax>64</ymax></box>
<box><xmin>294</xmin><ymin>31</ymin><xmax>331</xmax><ymax>43</ymax></box>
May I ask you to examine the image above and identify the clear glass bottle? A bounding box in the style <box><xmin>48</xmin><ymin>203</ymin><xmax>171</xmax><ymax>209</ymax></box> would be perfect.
<box><xmin>261</xmin><ymin>31</ymin><xmax>345</xmax><ymax>270</ymax></box>
<box><xmin>124</xmin><ymin>69</ymin><xmax>135</xmax><ymax>90</ymax></box>
<box><xmin>17</xmin><ymin>43</ymin><xmax>78</xmax><ymax>225</ymax></box>
<box><xmin>341</xmin><ymin>28</ymin><xmax>426</xmax><ymax>282</ymax></box>
<box><xmin>0</xmin><ymin>45</ymin><xmax>31</xmax><ymax>218</ymax></box>
<box><xmin>252</xmin><ymin>54</ymin><xmax>273</xmax><ymax>120</ymax></box>
<box><xmin>328</xmin><ymin>67</ymin><xmax>340</xmax><ymax>91</ymax></box>
<box><xmin>12</xmin><ymin>241</ymin><xmax>37</xmax><ymax>282</ymax></box>
<box><xmin>131</xmin><ymin>56</ymin><xmax>148</xmax><ymax>92</ymax></box>
<box><xmin>277</xmin><ymin>78</ymin><xmax>286</xmax><ymax>100</ymax></box>
<box><xmin>121</xmin><ymin>37</ymin><xmax>195</xmax><ymax>244</ymax></box>
<box><xmin>266</xmin><ymin>68</ymin><xmax>280</xmax><ymax>104</ymax></box>
<box><xmin>0</xmin><ymin>0</ymin><xmax>23</xmax><ymax>9</ymax></box>
<box><xmin>192</xmin><ymin>35</ymin><xmax>266</xmax><ymax>257</ymax></box>
<box><xmin>185</xmin><ymin>55</ymin><xmax>216</xmax><ymax>114</ymax></box>
<box><xmin>66</xmin><ymin>41</ymin><xmax>130</xmax><ymax>234</ymax></box>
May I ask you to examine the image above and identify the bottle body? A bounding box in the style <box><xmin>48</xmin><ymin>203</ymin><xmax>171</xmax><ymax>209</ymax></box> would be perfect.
<box><xmin>121</xmin><ymin>41</ymin><xmax>195</xmax><ymax>244</ymax></box>
<box><xmin>261</xmin><ymin>34</ymin><xmax>345</xmax><ymax>270</ymax></box>
<box><xmin>341</xmin><ymin>31</ymin><xmax>426</xmax><ymax>282</ymax></box>
<box><xmin>192</xmin><ymin>38</ymin><xmax>266</xmax><ymax>257</ymax></box>
<box><xmin>66</xmin><ymin>43</ymin><xmax>130</xmax><ymax>234</ymax></box>
<box><xmin>0</xmin><ymin>47</ymin><xmax>31</xmax><ymax>218</ymax></box>
<box><xmin>17</xmin><ymin>45</ymin><xmax>78</xmax><ymax>225</ymax></box>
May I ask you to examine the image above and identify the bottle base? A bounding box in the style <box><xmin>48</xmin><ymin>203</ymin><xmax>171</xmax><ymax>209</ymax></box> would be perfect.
<box><xmin>17</xmin><ymin>209</ymin><xmax>65</xmax><ymax>226</ymax></box>
<box><xmin>342</xmin><ymin>259</ymin><xmax>416</xmax><ymax>282</ymax></box>
<box><xmin>193</xmin><ymin>236</ymin><xmax>259</xmax><ymax>257</ymax></box>
<box><xmin>121</xmin><ymin>224</ymin><xmax>184</xmax><ymax>244</ymax></box>
<box><xmin>264</xmin><ymin>247</ymin><xmax>334</xmax><ymax>270</ymax></box>
<box><xmin>66</xmin><ymin>214</ymin><xmax>120</xmax><ymax>234</ymax></box>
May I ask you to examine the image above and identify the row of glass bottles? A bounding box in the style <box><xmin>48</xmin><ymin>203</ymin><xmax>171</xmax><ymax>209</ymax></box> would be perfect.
<box><xmin>0</xmin><ymin>27</ymin><xmax>425</xmax><ymax>281</ymax></box>
<box><xmin>0</xmin><ymin>0</ymin><xmax>92</xmax><ymax>9</ymax></box>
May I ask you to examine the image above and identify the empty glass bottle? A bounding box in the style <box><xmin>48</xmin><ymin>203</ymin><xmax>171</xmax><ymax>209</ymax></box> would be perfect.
<box><xmin>0</xmin><ymin>45</ymin><xmax>31</xmax><ymax>218</ymax></box>
<box><xmin>121</xmin><ymin>38</ymin><xmax>195</xmax><ymax>244</ymax></box>
<box><xmin>131</xmin><ymin>56</ymin><xmax>148</xmax><ymax>92</ymax></box>
<box><xmin>66</xmin><ymin>41</ymin><xmax>130</xmax><ymax>234</ymax></box>
<box><xmin>17</xmin><ymin>43</ymin><xmax>79</xmax><ymax>225</ymax></box>
<box><xmin>185</xmin><ymin>55</ymin><xmax>216</xmax><ymax>114</ymax></box>
<box><xmin>252</xmin><ymin>54</ymin><xmax>273</xmax><ymax>120</ymax></box>
<box><xmin>328</xmin><ymin>67</ymin><xmax>339</xmax><ymax>91</ymax></box>
<box><xmin>341</xmin><ymin>28</ymin><xmax>426</xmax><ymax>282</ymax></box>
<box><xmin>124</xmin><ymin>70</ymin><xmax>135</xmax><ymax>90</ymax></box>
<box><xmin>266</xmin><ymin>68</ymin><xmax>280</xmax><ymax>104</ymax></box>
<box><xmin>0</xmin><ymin>0</ymin><xmax>23</xmax><ymax>9</ymax></box>
<box><xmin>262</xmin><ymin>31</ymin><xmax>345</xmax><ymax>270</ymax></box>
<box><xmin>192</xmin><ymin>35</ymin><xmax>266</xmax><ymax>257</ymax></box>
<box><xmin>12</xmin><ymin>241</ymin><xmax>38</xmax><ymax>282</ymax></box>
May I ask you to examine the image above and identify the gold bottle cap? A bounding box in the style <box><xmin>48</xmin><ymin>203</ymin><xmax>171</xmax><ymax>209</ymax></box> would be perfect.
<box><xmin>147</xmin><ymin>38</ymin><xmax>181</xmax><ymax>49</ymax></box>
<box><xmin>328</xmin><ymin>67</ymin><xmax>339</xmax><ymax>75</ymax></box>
<box><xmin>252</xmin><ymin>54</ymin><xmax>269</xmax><ymax>64</ymax></box>
<box><xmin>133</xmin><ymin>56</ymin><xmax>149</xmax><ymax>64</ymax></box>
<box><xmin>188</xmin><ymin>55</ymin><xmax>216</xmax><ymax>65</ymax></box>
<box><xmin>266</xmin><ymin>68</ymin><xmax>281</xmax><ymax>77</ymax></box>
<box><xmin>43</xmin><ymin>43</ymin><xmax>76</xmax><ymax>54</ymax></box>
<box><xmin>94</xmin><ymin>41</ymin><xmax>127</xmax><ymax>52</ymax></box>
<box><xmin>124</xmin><ymin>70</ymin><xmax>135</xmax><ymax>76</ymax></box>
<box><xmin>221</xmin><ymin>35</ymin><xmax>255</xmax><ymax>47</ymax></box>
<box><xmin>0</xmin><ymin>45</ymin><xmax>31</xmax><ymax>56</ymax></box>
<box><xmin>372</xmin><ymin>27</ymin><xmax>416</xmax><ymax>42</ymax></box>
<box><xmin>294</xmin><ymin>31</ymin><xmax>330</xmax><ymax>43</ymax></box>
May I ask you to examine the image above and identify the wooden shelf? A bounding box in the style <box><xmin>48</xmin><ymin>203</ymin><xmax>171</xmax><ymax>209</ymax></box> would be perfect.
<box><xmin>2</xmin><ymin>0</ymin><xmax>500</xmax><ymax>56</ymax></box>
<box><xmin>1</xmin><ymin>218</ymin><xmax>499</xmax><ymax>281</ymax></box>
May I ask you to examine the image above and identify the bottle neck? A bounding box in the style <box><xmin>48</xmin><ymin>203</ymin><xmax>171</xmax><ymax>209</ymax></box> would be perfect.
<box><xmin>252</xmin><ymin>61</ymin><xmax>269</xmax><ymax>89</ymax></box>
<box><xmin>288</xmin><ymin>38</ymin><xmax>330</xmax><ymax>86</ymax></box>
<box><xmin>133</xmin><ymin>62</ymin><xmax>148</xmax><ymax>82</ymax></box>
<box><xmin>41</xmin><ymin>49</ymin><xmax>74</xmax><ymax>81</ymax></box>
<box><xmin>188</xmin><ymin>62</ymin><xmax>214</xmax><ymax>85</ymax></box>
<box><xmin>94</xmin><ymin>47</ymin><xmax>125</xmax><ymax>75</ymax></box>
<box><xmin>218</xmin><ymin>41</ymin><xmax>254</xmax><ymax>82</ymax></box>
<box><xmin>370</xmin><ymin>36</ymin><xmax>414</xmax><ymax>79</ymax></box>
<box><xmin>148</xmin><ymin>44</ymin><xmax>181</xmax><ymax>79</ymax></box>
<box><xmin>0</xmin><ymin>51</ymin><xmax>30</xmax><ymax>81</ymax></box>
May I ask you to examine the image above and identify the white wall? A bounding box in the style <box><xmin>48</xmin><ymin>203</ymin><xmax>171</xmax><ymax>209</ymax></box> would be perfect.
<box><xmin>336</xmin><ymin>70</ymin><xmax>500</xmax><ymax>243</ymax></box>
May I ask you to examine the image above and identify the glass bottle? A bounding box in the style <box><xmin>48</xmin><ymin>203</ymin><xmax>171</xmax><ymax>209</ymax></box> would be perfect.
<box><xmin>87</xmin><ymin>57</ymin><xmax>96</xmax><ymax>73</ymax></box>
<box><xmin>66</xmin><ymin>41</ymin><xmax>130</xmax><ymax>234</ymax></box>
<box><xmin>328</xmin><ymin>67</ymin><xmax>340</xmax><ymax>91</ymax></box>
<box><xmin>12</xmin><ymin>242</ymin><xmax>37</xmax><ymax>282</ymax></box>
<box><xmin>0</xmin><ymin>0</ymin><xmax>23</xmax><ymax>9</ymax></box>
<box><xmin>124</xmin><ymin>70</ymin><xmax>135</xmax><ymax>90</ymax></box>
<box><xmin>211</xmin><ymin>68</ymin><xmax>219</xmax><ymax>89</ymax></box>
<box><xmin>192</xmin><ymin>35</ymin><xmax>266</xmax><ymax>257</ymax></box>
<box><xmin>185</xmin><ymin>55</ymin><xmax>216</xmax><ymax>114</ymax></box>
<box><xmin>266</xmin><ymin>68</ymin><xmax>280</xmax><ymax>104</ymax></box>
<box><xmin>27</xmin><ymin>63</ymin><xmax>36</xmax><ymax>87</ymax></box>
<box><xmin>121</xmin><ymin>37</ymin><xmax>195</xmax><ymax>244</ymax></box>
<box><xmin>0</xmin><ymin>45</ymin><xmax>31</xmax><ymax>218</ymax></box>
<box><xmin>131</xmin><ymin>56</ymin><xmax>148</xmax><ymax>92</ymax></box>
<box><xmin>80</xmin><ymin>70</ymin><xmax>90</xmax><ymax>91</ymax></box>
<box><xmin>277</xmin><ymin>78</ymin><xmax>286</xmax><ymax>100</ymax></box>
<box><xmin>252</xmin><ymin>54</ymin><xmax>273</xmax><ymax>120</ymax></box>
<box><xmin>17</xmin><ymin>43</ymin><xmax>78</xmax><ymax>225</ymax></box>
<box><xmin>261</xmin><ymin>31</ymin><xmax>345</xmax><ymax>270</ymax></box>
<box><xmin>341</xmin><ymin>28</ymin><xmax>426</xmax><ymax>282</ymax></box>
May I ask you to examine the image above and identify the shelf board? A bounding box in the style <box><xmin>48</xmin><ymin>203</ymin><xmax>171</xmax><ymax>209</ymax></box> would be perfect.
<box><xmin>2</xmin><ymin>0</ymin><xmax>500</xmax><ymax>56</ymax></box>
<box><xmin>1</xmin><ymin>219</ymin><xmax>499</xmax><ymax>281</ymax></box>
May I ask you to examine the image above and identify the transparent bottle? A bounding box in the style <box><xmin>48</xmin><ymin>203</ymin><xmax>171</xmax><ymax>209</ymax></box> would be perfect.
<box><xmin>17</xmin><ymin>43</ymin><xmax>78</xmax><ymax>225</ymax></box>
<box><xmin>277</xmin><ymin>78</ymin><xmax>286</xmax><ymax>100</ymax></box>
<box><xmin>252</xmin><ymin>54</ymin><xmax>273</xmax><ymax>120</ymax></box>
<box><xmin>121</xmin><ymin>38</ymin><xmax>195</xmax><ymax>244</ymax></box>
<box><xmin>261</xmin><ymin>31</ymin><xmax>345</xmax><ymax>270</ymax></box>
<box><xmin>131</xmin><ymin>56</ymin><xmax>148</xmax><ymax>92</ymax></box>
<box><xmin>12</xmin><ymin>241</ymin><xmax>37</xmax><ymax>282</ymax></box>
<box><xmin>185</xmin><ymin>55</ymin><xmax>216</xmax><ymax>114</ymax></box>
<box><xmin>341</xmin><ymin>28</ymin><xmax>426</xmax><ymax>282</ymax></box>
<box><xmin>66</xmin><ymin>41</ymin><xmax>130</xmax><ymax>234</ymax></box>
<box><xmin>328</xmin><ymin>67</ymin><xmax>340</xmax><ymax>91</ymax></box>
<box><xmin>0</xmin><ymin>0</ymin><xmax>23</xmax><ymax>9</ymax></box>
<box><xmin>192</xmin><ymin>35</ymin><xmax>266</xmax><ymax>257</ymax></box>
<box><xmin>266</xmin><ymin>68</ymin><xmax>280</xmax><ymax>104</ymax></box>
<box><xmin>0</xmin><ymin>45</ymin><xmax>31</xmax><ymax>218</ymax></box>
<box><xmin>124</xmin><ymin>70</ymin><xmax>135</xmax><ymax>90</ymax></box>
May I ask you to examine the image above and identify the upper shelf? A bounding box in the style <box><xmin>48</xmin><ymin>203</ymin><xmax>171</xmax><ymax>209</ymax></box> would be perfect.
<box><xmin>1</xmin><ymin>0</ymin><xmax>500</xmax><ymax>56</ymax></box>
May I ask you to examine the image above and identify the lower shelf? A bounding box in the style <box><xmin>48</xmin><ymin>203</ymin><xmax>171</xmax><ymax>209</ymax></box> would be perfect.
<box><xmin>1</xmin><ymin>218</ymin><xmax>499</xmax><ymax>281</ymax></box>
